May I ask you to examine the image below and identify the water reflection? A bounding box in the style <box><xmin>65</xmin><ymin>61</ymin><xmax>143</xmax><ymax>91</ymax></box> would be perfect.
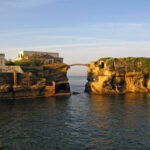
<box><xmin>0</xmin><ymin>97</ymin><xmax>71</xmax><ymax>150</ymax></box>
<box><xmin>0</xmin><ymin>80</ymin><xmax>150</xmax><ymax>149</ymax></box>
<box><xmin>88</xmin><ymin>94</ymin><xmax>150</xmax><ymax>149</ymax></box>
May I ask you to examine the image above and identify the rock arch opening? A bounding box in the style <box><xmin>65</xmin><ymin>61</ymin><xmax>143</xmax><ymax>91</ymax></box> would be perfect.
<box><xmin>67</xmin><ymin>65</ymin><xmax>88</xmax><ymax>93</ymax></box>
<box><xmin>55</xmin><ymin>83</ymin><xmax>70</xmax><ymax>94</ymax></box>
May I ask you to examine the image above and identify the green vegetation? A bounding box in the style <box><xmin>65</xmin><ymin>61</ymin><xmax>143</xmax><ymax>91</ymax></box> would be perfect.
<box><xmin>99</xmin><ymin>57</ymin><xmax>112</xmax><ymax>62</ymax></box>
<box><xmin>14</xmin><ymin>58</ymin><xmax>44</xmax><ymax>66</ymax></box>
<box><xmin>17</xmin><ymin>55</ymin><xmax>44</xmax><ymax>66</ymax></box>
<box><xmin>44</xmin><ymin>63</ymin><xmax>68</xmax><ymax>70</ymax></box>
<box><xmin>98</xmin><ymin>57</ymin><xmax>114</xmax><ymax>66</ymax></box>
<box><xmin>14</xmin><ymin>60</ymin><xmax>31</xmax><ymax>66</ymax></box>
<box><xmin>5</xmin><ymin>56</ymin><xmax>44</xmax><ymax>67</ymax></box>
<box><xmin>5</xmin><ymin>55</ymin><xmax>67</xmax><ymax>68</ymax></box>
<box><xmin>5</xmin><ymin>60</ymin><xmax>15</xmax><ymax>66</ymax></box>
<box><xmin>98</xmin><ymin>57</ymin><xmax>150</xmax><ymax>73</ymax></box>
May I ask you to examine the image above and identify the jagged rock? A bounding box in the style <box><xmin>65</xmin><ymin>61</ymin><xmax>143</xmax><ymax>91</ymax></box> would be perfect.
<box><xmin>0</xmin><ymin>64</ymin><xmax>70</xmax><ymax>99</ymax></box>
<box><xmin>85</xmin><ymin>58</ymin><xmax>150</xmax><ymax>94</ymax></box>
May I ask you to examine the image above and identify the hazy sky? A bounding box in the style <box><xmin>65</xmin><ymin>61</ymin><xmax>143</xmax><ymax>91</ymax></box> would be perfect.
<box><xmin>0</xmin><ymin>0</ymin><xmax>150</xmax><ymax>75</ymax></box>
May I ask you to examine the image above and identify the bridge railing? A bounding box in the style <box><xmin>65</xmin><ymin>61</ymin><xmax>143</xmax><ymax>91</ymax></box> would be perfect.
<box><xmin>69</xmin><ymin>64</ymin><xmax>89</xmax><ymax>67</ymax></box>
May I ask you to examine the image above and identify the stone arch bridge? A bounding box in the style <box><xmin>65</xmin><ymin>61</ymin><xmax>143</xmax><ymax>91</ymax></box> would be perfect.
<box><xmin>69</xmin><ymin>64</ymin><xmax>89</xmax><ymax>68</ymax></box>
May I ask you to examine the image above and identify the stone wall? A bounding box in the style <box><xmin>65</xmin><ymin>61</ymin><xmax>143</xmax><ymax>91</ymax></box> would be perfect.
<box><xmin>0</xmin><ymin>73</ymin><xmax>14</xmax><ymax>85</ymax></box>
<box><xmin>0</xmin><ymin>54</ymin><xmax>5</xmax><ymax>66</ymax></box>
<box><xmin>0</xmin><ymin>73</ymin><xmax>27</xmax><ymax>85</ymax></box>
<box><xmin>0</xmin><ymin>65</ymin><xmax>70</xmax><ymax>99</ymax></box>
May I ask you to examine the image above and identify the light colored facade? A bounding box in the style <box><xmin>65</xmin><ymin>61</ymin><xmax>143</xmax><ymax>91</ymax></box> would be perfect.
<box><xmin>0</xmin><ymin>54</ymin><xmax>5</xmax><ymax>66</ymax></box>
<box><xmin>0</xmin><ymin>66</ymin><xmax>24</xmax><ymax>73</ymax></box>
<box><xmin>17</xmin><ymin>51</ymin><xmax>59</xmax><ymax>60</ymax></box>
<box><xmin>15</xmin><ymin>50</ymin><xmax>63</xmax><ymax>64</ymax></box>
<box><xmin>0</xmin><ymin>54</ymin><xmax>23</xmax><ymax>73</ymax></box>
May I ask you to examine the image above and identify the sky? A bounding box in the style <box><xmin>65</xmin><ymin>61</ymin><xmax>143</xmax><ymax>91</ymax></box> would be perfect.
<box><xmin>0</xmin><ymin>0</ymin><xmax>150</xmax><ymax>75</ymax></box>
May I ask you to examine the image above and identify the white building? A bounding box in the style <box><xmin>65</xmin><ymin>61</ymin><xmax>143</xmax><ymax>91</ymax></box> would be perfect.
<box><xmin>17</xmin><ymin>51</ymin><xmax>59</xmax><ymax>60</ymax></box>
<box><xmin>15</xmin><ymin>50</ymin><xmax>63</xmax><ymax>64</ymax></box>
<box><xmin>0</xmin><ymin>54</ymin><xmax>5</xmax><ymax>66</ymax></box>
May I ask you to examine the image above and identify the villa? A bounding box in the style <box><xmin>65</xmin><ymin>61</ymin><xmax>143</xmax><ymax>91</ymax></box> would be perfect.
<box><xmin>16</xmin><ymin>50</ymin><xmax>63</xmax><ymax>64</ymax></box>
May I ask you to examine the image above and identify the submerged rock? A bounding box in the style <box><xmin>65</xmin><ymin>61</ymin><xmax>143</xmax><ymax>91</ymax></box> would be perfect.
<box><xmin>72</xmin><ymin>92</ymin><xmax>80</xmax><ymax>95</ymax></box>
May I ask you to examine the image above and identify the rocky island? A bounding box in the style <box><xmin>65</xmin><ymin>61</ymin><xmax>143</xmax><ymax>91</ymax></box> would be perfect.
<box><xmin>2</xmin><ymin>52</ymin><xmax>150</xmax><ymax>99</ymax></box>
<box><xmin>0</xmin><ymin>51</ymin><xmax>70</xmax><ymax>100</ymax></box>
<box><xmin>85</xmin><ymin>57</ymin><xmax>150</xmax><ymax>94</ymax></box>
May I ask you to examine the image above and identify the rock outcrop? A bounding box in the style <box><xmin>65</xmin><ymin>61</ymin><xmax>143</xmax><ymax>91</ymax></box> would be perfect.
<box><xmin>85</xmin><ymin>57</ymin><xmax>150</xmax><ymax>94</ymax></box>
<box><xmin>0</xmin><ymin>63</ymin><xmax>70</xmax><ymax>100</ymax></box>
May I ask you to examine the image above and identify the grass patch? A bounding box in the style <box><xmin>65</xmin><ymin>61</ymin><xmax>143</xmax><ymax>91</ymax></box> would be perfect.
<box><xmin>97</xmin><ymin>57</ymin><xmax>150</xmax><ymax>73</ymax></box>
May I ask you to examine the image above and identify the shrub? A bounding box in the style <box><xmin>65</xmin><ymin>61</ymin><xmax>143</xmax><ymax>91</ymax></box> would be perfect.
<box><xmin>5</xmin><ymin>60</ymin><xmax>14</xmax><ymax>66</ymax></box>
<box><xmin>97</xmin><ymin>57</ymin><xmax>150</xmax><ymax>73</ymax></box>
<box><xmin>14</xmin><ymin>56</ymin><xmax>44</xmax><ymax>67</ymax></box>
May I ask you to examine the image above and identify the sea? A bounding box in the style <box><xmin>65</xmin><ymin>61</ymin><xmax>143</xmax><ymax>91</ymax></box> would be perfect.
<box><xmin>0</xmin><ymin>76</ymin><xmax>150</xmax><ymax>150</ymax></box>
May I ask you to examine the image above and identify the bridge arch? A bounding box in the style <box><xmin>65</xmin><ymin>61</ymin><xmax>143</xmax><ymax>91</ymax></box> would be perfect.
<box><xmin>67</xmin><ymin>65</ymin><xmax>89</xmax><ymax>92</ymax></box>
<box><xmin>67</xmin><ymin>64</ymin><xmax>89</xmax><ymax>76</ymax></box>
<box><xmin>68</xmin><ymin>64</ymin><xmax>89</xmax><ymax>69</ymax></box>
<box><xmin>67</xmin><ymin>64</ymin><xmax>89</xmax><ymax>78</ymax></box>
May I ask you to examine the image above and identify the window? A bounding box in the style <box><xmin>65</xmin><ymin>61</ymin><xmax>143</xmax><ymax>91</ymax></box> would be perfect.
<box><xmin>101</xmin><ymin>62</ymin><xmax>104</xmax><ymax>68</ymax></box>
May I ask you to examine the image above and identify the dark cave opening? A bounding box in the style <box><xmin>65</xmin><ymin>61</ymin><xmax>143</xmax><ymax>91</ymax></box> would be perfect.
<box><xmin>55</xmin><ymin>83</ymin><xmax>70</xmax><ymax>93</ymax></box>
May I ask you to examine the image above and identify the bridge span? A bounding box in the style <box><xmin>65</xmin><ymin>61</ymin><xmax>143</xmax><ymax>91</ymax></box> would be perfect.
<box><xmin>69</xmin><ymin>64</ymin><xmax>89</xmax><ymax>67</ymax></box>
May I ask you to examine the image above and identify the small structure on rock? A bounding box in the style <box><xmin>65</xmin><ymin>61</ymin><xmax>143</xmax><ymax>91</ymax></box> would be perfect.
<box><xmin>86</xmin><ymin>57</ymin><xmax>150</xmax><ymax>94</ymax></box>
<box><xmin>15</xmin><ymin>50</ymin><xmax>63</xmax><ymax>64</ymax></box>
<box><xmin>0</xmin><ymin>54</ymin><xmax>24</xmax><ymax>73</ymax></box>
<box><xmin>0</xmin><ymin>54</ymin><xmax>5</xmax><ymax>66</ymax></box>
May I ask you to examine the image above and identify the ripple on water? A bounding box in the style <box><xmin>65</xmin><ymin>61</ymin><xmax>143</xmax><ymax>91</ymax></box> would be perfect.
<box><xmin>0</xmin><ymin>76</ymin><xmax>150</xmax><ymax>150</ymax></box>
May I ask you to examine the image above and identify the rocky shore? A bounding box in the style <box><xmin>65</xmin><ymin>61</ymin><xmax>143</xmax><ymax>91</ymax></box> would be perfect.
<box><xmin>0</xmin><ymin>64</ymin><xmax>70</xmax><ymax>100</ymax></box>
<box><xmin>85</xmin><ymin>57</ymin><xmax>150</xmax><ymax>94</ymax></box>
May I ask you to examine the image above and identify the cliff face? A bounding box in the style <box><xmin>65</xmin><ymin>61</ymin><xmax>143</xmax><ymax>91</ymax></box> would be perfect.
<box><xmin>0</xmin><ymin>63</ymin><xmax>70</xmax><ymax>100</ymax></box>
<box><xmin>85</xmin><ymin>58</ymin><xmax>150</xmax><ymax>94</ymax></box>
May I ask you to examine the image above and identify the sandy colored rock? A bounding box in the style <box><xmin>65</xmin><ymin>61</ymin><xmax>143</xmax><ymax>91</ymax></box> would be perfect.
<box><xmin>86</xmin><ymin>58</ymin><xmax>150</xmax><ymax>94</ymax></box>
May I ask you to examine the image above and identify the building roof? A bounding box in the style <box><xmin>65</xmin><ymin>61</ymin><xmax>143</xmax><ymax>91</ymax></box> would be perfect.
<box><xmin>19</xmin><ymin>50</ymin><xmax>59</xmax><ymax>55</ymax></box>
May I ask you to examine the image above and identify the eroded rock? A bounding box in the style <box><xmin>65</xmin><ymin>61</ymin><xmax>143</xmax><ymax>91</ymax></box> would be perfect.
<box><xmin>86</xmin><ymin>58</ymin><xmax>150</xmax><ymax>94</ymax></box>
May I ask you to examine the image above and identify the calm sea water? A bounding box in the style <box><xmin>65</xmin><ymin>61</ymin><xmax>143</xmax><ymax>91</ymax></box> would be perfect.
<box><xmin>0</xmin><ymin>76</ymin><xmax>150</xmax><ymax>150</ymax></box>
